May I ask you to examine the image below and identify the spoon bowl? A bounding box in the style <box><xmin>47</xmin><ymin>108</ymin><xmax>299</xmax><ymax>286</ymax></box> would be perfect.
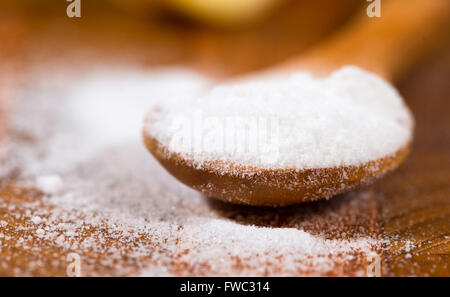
<box><xmin>143</xmin><ymin>122</ymin><xmax>410</xmax><ymax>206</ymax></box>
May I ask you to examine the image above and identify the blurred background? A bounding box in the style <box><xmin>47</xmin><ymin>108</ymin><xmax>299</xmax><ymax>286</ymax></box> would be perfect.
<box><xmin>0</xmin><ymin>0</ymin><xmax>382</xmax><ymax>76</ymax></box>
<box><xmin>1</xmin><ymin>0</ymin><xmax>448</xmax><ymax>77</ymax></box>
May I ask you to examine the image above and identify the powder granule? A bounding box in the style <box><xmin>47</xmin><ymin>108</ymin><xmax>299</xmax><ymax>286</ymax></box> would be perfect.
<box><xmin>146</xmin><ymin>66</ymin><xmax>414</xmax><ymax>169</ymax></box>
<box><xmin>35</xmin><ymin>175</ymin><xmax>64</xmax><ymax>195</ymax></box>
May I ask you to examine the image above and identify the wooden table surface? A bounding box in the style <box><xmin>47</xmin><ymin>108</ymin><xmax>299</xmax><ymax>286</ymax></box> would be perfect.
<box><xmin>0</xmin><ymin>1</ymin><xmax>448</xmax><ymax>276</ymax></box>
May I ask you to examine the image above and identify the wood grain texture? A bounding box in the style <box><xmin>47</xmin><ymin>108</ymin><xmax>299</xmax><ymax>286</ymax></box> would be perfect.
<box><xmin>0</xmin><ymin>0</ymin><xmax>448</xmax><ymax>276</ymax></box>
<box><xmin>376</xmin><ymin>53</ymin><xmax>450</xmax><ymax>276</ymax></box>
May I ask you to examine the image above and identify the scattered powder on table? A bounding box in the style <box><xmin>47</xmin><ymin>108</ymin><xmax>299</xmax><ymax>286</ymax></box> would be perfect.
<box><xmin>35</xmin><ymin>175</ymin><xmax>64</xmax><ymax>195</ymax></box>
<box><xmin>145</xmin><ymin>66</ymin><xmax>414</xmax><ymax>170</ymax></box>
<box><xmin>0</xmin><ymin>66</ymin><xmax>409</xmax><ymax>276</ymax></box>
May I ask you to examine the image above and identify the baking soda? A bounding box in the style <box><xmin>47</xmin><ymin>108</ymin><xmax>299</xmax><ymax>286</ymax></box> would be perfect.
<box><xmin>0</xmin><ymin>66</ymin><xmax>402</xmax><ymax>276</ymax></box>
<box><xmin>146</xmin><ymin>66</ymin><xmax>414</xmax><ymax>169</ymax></box>
<box><xmin>35</xmin><ymin>175</ymin><xmax>64</xmax><ymax>195</ymax></box>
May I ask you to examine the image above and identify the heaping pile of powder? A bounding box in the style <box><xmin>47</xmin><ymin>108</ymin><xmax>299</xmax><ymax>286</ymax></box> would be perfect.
<box><xmin>0</xmin><ymin>66</ymin><xmax>404</xmax><ymax>276</ymax></box>
<box><xmin>145</xmin><ymin>66</ymin><xmax>414</xmax><ymax>169</ymax></box>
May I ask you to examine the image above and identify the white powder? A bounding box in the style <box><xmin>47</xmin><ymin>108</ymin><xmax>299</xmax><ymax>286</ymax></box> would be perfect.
<box><xmin>0</xmin><ymin>66</ymin><xmax>397</xmax><ymax>276</ymax></box>
<box><xmin>30</xmin><ymin>216</ymin><xmax>42</xmax><ymax>224</ymax></box>
<box><xmin>35</xmin><ymin>175</ymin><xmax>64</xmax><ymax>195</ymax></box>
<box><xmin>145</xmin><ymin>66</ymin><xmax>414</xmax><ymax>169</ymax></box>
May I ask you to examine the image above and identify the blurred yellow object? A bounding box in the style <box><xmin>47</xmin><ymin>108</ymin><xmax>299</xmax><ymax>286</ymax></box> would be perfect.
<box><xmin>109</xmin><ymin>0</ymin><xmax>282</xmax><ymax>28</ymax></box>
<box><xmin>166</xmin><ymin>0</ymin><xmax>281</xmax><ymax>27</ymax></box>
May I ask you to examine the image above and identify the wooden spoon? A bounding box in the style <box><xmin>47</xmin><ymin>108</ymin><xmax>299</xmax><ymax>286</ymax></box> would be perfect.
<box><xmin>143</xmin><ymin>0</ymin><xmax>450</xmax><ymax>206</ymax></box>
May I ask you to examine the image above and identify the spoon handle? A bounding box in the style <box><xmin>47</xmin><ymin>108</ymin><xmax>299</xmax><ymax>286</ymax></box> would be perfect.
<box><xmin>286</xmin><ymin>0</ymin><xmax>450</xmax><ymax>81</ymax></box>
